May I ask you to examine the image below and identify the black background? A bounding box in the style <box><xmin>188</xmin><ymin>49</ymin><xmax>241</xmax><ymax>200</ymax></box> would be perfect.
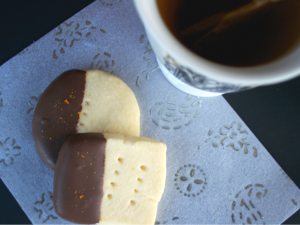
<box><xmin>0</xmin><ymin>0</ymin><xmax>300</xmax><ymax>224</ymax></box>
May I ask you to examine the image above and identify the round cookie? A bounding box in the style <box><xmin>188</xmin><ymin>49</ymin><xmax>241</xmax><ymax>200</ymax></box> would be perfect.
<box><xmin>32</xmin><ymin>69</ymin><xmax>140</xmax><ymax>170</ymax></box>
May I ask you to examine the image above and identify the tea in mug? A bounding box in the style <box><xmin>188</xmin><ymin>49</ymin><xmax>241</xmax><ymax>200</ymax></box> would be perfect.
<box><xmin>157</xmin><ymin>0</ymin><xmax>300</xmax><ymax>66</ymax></box>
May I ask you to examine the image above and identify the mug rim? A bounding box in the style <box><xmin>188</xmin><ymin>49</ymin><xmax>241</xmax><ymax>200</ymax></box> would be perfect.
<box><xmin>134</xmin><ymin>0</ymin><xmax>300</xmax><ymax>85</ymax></box>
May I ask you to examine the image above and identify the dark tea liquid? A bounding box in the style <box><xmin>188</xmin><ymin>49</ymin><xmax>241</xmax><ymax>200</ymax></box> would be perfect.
<box><xmin>157</xmin><ymin>0</ymin><xmax>300</xmax><ymax>67</ymax></box>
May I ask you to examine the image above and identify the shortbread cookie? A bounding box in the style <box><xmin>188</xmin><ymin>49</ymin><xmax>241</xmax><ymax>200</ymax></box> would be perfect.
<box><xmin>53</xmin><ymin>133</ymin><xmax>167</xmax><ymax>224</ymax></box>
<box><xmin>32</xmin><ymin>70</ymin><xmax>140</xmax><ymax>170</ymax></box>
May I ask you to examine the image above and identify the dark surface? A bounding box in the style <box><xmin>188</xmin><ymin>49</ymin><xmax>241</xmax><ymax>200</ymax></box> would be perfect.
<box><xmin>0</xmin><ymin>179</ymin><xmax>31</xmax><ymax>224</ymax></box>
<box><xmin>0</xmin><ymin>0</ymin><xmax>299</xmax><ymax>224</ymax></box>
<box><xmin>224</xmin><ymin>78</ymin><xmax>300</xmax><ymax>225</ymax></box>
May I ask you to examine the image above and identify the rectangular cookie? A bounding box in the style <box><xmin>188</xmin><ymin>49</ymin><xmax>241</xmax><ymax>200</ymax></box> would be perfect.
<box><xmin>53</xmin><ymin>133</ymin><xmax>167</xmax><ymax>224</ymax></box>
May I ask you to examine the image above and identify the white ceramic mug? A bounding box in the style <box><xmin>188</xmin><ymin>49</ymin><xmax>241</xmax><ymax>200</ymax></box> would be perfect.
<box><xmin>134</xmin><ymin>0</ymin><xmax>300</xmax><ymax>97</ymax></box>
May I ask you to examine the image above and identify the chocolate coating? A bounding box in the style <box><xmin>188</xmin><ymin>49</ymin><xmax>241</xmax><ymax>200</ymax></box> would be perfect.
<box><xmin>32</xmin><ymin>70</ymin><xmax>86</xmax><ymax>170</ymax></box>
<box><xmin>53</xmin><ymin>133</ymin><xmax>106</xmax><ymax>224</ymax></box>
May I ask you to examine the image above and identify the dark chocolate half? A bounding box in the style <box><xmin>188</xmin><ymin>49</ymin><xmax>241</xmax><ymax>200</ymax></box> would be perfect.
<box><xmin>53</xmin><ymin>133</ymin><xmax>106</xmax><ymax>224</ymax></box>
<box><xmin>32</xmin><ymin>69</ymin><xmax>86</xmax><ymax>170</ymax></box>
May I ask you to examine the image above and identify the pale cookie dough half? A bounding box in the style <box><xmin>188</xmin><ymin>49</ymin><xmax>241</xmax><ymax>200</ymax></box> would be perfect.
<box><xmin>101</xmin><ymin>133</ymin><xmax>167</xmax><ymax>224</ymax></box>
<box><xmin>78</xmin><ymin>70</ymin><xmax>140</xmax><ymax>137</ymax></box>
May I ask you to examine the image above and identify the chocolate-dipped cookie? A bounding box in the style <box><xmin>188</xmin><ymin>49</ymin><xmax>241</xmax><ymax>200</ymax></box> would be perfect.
<box><xmin>53</xmin><ymin>133</ymin><xmax>166</xmax><ymax>224</ymax></box>
<box><xmin>32</xmin><ymin>70</ymin><xmax>140</xmax><ymax>170</ymax></box>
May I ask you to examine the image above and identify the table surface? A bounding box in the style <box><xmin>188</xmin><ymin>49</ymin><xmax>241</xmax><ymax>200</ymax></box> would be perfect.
<box><xmin>0</xmin><ymin>0</ymin><xmax>300</xmax><ymax>224</ymax></box>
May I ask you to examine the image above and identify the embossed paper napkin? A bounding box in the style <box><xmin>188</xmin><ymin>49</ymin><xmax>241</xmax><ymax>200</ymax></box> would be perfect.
<box><xmin>0</xmin><ymin>0</ymin><xmax>299</xmax><ymax>224</ymax></box>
